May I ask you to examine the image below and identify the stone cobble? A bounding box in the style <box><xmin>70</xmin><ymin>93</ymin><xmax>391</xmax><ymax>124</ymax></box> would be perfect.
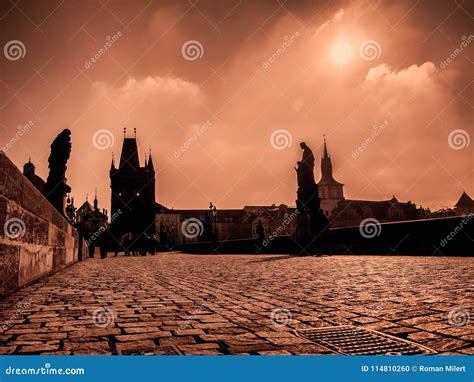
<box><xmin>0</xmin><ymin>254</ymin><xmax>472</xmax><ymax>355</ymax></box>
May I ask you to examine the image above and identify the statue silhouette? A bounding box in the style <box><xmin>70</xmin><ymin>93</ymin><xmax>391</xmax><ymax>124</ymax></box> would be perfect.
<box><xmin>44</xmin><ymin>129</ymin><xmax>72</xmax><ymax>215</ymax></box>
<box><xmin>295</xmin><ymin>141</ymin><xmax>329</xmax><ymax>253</ymax></box>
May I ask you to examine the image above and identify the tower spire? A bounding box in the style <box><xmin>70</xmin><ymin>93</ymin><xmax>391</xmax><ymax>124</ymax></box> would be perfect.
<box><xmin>323</xmin><ymin>134</ymin><xmax>329</xmax><ymax>159</ymax></box>
<box><xmin>123</xmin><ymin>127</ymin><xmax>126</xmax><ymax>137</ymax></box>
<box><xmin>147</xmin><ymin>146</ymin><xmax>154</xmax><ymax>171</ymax></box>
<box><xmin>94</xmin><ymin>188</ymin><xmax>98</xmax><ymax>211</ymax></box>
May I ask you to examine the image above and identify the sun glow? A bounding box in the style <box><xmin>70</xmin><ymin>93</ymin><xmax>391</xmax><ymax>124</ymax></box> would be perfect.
<box><xmin>330</xmin><ymin>41</ymin><xmax>352</xmax><ymax>66</ymax></box>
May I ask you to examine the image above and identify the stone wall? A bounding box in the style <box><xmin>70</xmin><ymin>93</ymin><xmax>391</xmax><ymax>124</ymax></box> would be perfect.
<box><xmin>183</xmin><ymin>216</ymin><xmax>473</xmax><ymax>256</ymax></box>
<box><xmin>0</xmin><ymin>153</ymin><xmax>82</xmax><ymax>297</ymax></box>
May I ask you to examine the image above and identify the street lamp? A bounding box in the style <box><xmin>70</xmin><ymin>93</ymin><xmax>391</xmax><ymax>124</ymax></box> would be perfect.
<box><xmin>209</xmin><ymin>202</ymin><xmax>217</xmax><ymax>241</ymax></box>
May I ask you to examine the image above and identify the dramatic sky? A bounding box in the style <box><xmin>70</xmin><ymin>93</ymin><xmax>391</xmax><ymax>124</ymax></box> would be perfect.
<box><xmin>1</xmin><ymin>0</ymin><xmax>472</xmax><ymax>212</ymax></box>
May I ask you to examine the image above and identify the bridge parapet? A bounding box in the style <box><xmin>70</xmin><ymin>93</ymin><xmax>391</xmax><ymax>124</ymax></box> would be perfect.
<box><xmin>0</xmin><ymin>153</ymin><xmax>83</xmax><ymax>297</ymax></box>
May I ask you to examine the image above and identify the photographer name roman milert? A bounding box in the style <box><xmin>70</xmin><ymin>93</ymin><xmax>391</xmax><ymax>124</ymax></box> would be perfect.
<box><xmin>419</xmin><ymin>365</ymin><xmax>467</xmax><ymax>373</ymax></box>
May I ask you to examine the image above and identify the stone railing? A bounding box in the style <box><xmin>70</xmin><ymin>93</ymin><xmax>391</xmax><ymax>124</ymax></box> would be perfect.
<box><xmin>182</xmin><ymin>216</ymin><xmax>473</xmax><ymax>256</ymax></box>
<box><xmin>0</xmin><ymin>153</ymin><xmax>83</xmax><ymax>297</ymax></box>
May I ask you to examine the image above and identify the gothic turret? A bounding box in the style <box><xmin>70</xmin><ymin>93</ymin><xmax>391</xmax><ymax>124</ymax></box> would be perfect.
<box><xmin>317</xmin><ymin>136</ymin><xmax>344</xmax><ymax>217</ymax></box>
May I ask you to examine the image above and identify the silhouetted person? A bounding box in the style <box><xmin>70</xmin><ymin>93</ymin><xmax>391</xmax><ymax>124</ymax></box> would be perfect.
<box><xmin>256</xmin><ymin>220</ymin><xmax>265</xmax><ymax>242</ymax></box>
<box><xmin>88</xmin><ymin>242</ymin><xmax>94</xmax><ymax>258</ymax></box>
<box><xmin>159</xmin><ymin>223</ymin><xmax>167</xmax><ymax>250</ymax></box>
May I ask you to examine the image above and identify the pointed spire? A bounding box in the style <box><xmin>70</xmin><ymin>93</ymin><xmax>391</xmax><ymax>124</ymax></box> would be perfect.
<box><xmin>323</xmin><ymin>134</ymin><xmax>329</xmax><ymax>159</ymax></box>
<box><xmin>147</xmin><ymin>146</ymin><xmax>154</xmax><ymax>171</ymax></box>
<box><xmin>110</xmin><ymin>152</ymin><xmax>115</xmax><ymax>170</ymax></box>
<box><xmin>123</xmin><ymin>127</ymin><xmax>126</xmax><ymax>137</ymax></box>
<box><xmin>94</xmin><ymin>188</ymin><xmax>98</xmax><ymax>211</ymax></box>
<box><xmin>134</xmin><ymin>128</ymin><xmax>137</xmax><ymax>138</ymax></box>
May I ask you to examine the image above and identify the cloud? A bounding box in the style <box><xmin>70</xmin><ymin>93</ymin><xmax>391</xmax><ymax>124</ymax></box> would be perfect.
<box><xmin>365</xmin><ymin>62</ymin><xmax>437</xmax><ymax>87</ymax></box>
<box><xmin>314</xmin><ymin>8</ymin><xmax>345</xmax><ymax>37</ymax></box>
<box><xmin>92</xmin><ymin>76</ymin><xmax>200</xmax><ymax>101</ymax></box>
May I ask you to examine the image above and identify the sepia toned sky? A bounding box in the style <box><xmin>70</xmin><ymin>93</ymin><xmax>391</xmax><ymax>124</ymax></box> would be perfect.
<box><xmin>1</xmin><ymin>0</ymin><xmax>472</xmax><ymax>212</ymax></box>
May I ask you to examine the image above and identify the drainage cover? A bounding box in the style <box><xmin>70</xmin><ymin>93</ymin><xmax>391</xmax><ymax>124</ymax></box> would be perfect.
<box><xmin>295</xmin><ymin>326</ymin><xmax>436</xmax><ymax>355</ymax></box>
<box><xmin>139</xmin><ymin>346</ymin><xmax>182</xmax><ymax>356</ymax></box>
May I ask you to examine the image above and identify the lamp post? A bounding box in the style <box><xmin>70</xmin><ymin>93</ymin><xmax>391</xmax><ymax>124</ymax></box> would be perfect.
<box><xmin>209</xmin><ymin>202</ymin><xmax>217</xmax><ymax>241</ymax></box>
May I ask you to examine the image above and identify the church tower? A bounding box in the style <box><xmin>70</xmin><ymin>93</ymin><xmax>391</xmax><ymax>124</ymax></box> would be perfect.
<box><xmin>318</xmin><ymin>137</ymin><xmax>344</xmax><ymax>217</ymax></box>
<box><xmin>110</xmin><ymin>128</ymin><xmax>156</xmax><ymax>240</ymax></box>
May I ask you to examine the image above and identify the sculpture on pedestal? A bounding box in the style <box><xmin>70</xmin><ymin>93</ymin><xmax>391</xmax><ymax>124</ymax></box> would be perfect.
<box><xmin>295</xmin><ymin>142</ymin><xmax>329</xmax><ymax>253</ymax></box>
<box><xmin>44</xmin><ymin>129</ymin><xmax>72</xmax><ymax>215</ymax></box>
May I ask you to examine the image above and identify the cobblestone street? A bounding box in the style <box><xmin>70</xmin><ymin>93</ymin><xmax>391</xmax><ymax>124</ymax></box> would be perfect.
<box><xmin>0</xmin><ymin>254</ymin><xmax>472</xmax><ymax>355</ymax></box>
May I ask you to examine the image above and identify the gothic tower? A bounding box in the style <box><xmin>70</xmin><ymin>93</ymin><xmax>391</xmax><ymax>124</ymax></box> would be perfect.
<box><xmin>110</xmin><ymin>129</ymin><xmax>156</xmax><ymax>240</ymax></box>
<box><xmin>318</xmin><ymin>137</ymin><xmax>344</xmax><ymax>217</ymax></box>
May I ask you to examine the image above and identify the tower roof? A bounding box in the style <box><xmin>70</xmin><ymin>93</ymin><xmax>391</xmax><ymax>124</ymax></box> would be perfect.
<box><xmin>147</xmin><ymin>154</ymin><xmax>154</xmax><ymax>171</ymax></box>
<box><xmin>119</xmin><ymin>137</ymin><xmax>140</xmax><ymax>172</ymax></box>
<box><xmin>318</xmin><ymin>137</ymin><xmax>343</xmax><ymax>186</ymax></box>
<box><xmin>455</xmin><ymin>191</ymin><xmax>473</xmax><ymax>208</ymax></box>
<box><xmin>323</xmin><ymin>135</ymin><xmax>329</xmax><ymax>159</ymax></box>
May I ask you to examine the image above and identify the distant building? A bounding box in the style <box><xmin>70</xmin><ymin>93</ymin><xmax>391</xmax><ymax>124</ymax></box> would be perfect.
<box><xmin>110</xmin><ymin>130</ymin><xmax>166</xmax><ymax>242</ymax></box>
<box><xmin>155</xmin><ymin>204</ymin><xmax>298</xmax><ymax>247</ymax></box>
<box><xmin>244</xmin><ymin>205</ymin><xmax>298</xmax><ymax>239</ymax></box>
<box><xmin>454</xmin><ymin>191</ymin><xmax>474</xmax><ymax>215</ymax></box>
<box><xmin>429</xmin><ymin>191</ymin><xmax>474</xmax><ymax>218</ymax></box>
<box><xmin>23</xmin><ymin>159</ymin><xmax>45</xmax><ymax>194</ymax></box>
<box><xmin>317</xmin><ymin>138</ymin><xmax>344</xmax><ymax>217</ymax></box>
<box><xmin>317</xmin><ymin>137</ymin><xmax>426</xmax><ymax>227</ymax></box>
<box><xmin>76</xmin><ymin>193</ymin><xmax>108</xmax><ymax>240</ymax></box>
<box><xmin>330</xmin><ymin>196</ymin><xmax>423</xmax><ymax>227</ymax></box>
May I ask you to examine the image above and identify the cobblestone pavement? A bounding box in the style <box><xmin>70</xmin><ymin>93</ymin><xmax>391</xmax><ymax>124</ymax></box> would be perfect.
<box><xmin>0</xmin><ymin>254</ymin><xmax>472</xmax><ymax>355</ymax></box>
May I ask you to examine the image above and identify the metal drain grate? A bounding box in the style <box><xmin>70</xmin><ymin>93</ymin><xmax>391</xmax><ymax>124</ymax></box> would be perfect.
<box><xmin>134</xmin><ymin>346</ymin><xmax>182</xmax><ymax>356</ymax></box>
<box><xmin>295</xmin><ymin>326</ymin><xmax>436</xmax><ymax>355</ymax></box>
